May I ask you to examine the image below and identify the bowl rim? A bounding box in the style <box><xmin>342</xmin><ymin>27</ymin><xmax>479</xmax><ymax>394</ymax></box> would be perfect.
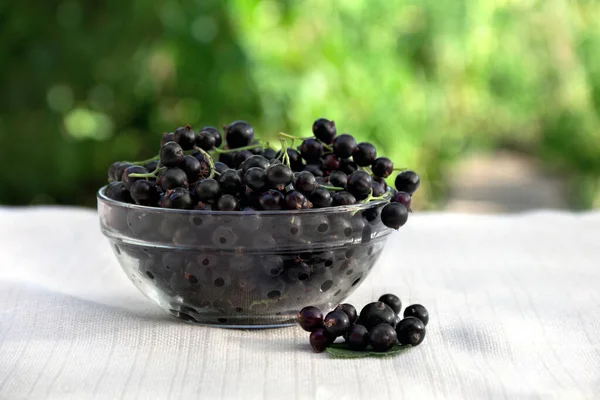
<box><xmin>97</xmin><ymin>185</ymin><xmax>392</xmax><ymax>216</ymax></box>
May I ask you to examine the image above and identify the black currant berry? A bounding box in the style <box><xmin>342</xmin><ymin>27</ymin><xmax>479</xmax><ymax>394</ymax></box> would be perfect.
<box><xmin>358</xmin><ymin>302</ymin><xmax>396</xmax><ymax>330</ymax></box>
<box><xmin>161</xmin><ymin>132</ymin><xmax>175</xmax><ymax>146</ymax></box>
<box><xmin>339</xmin><ymin>158</ymin><xmax>358</xmax><ymax>175</ymax></box>
<box><xmin>244</xmin><ymin>167</ymin><xmax>267</xmax><ymax>191</ymax></box>
<box><xmin>240</xmin><ymin>155</ymin><xmax>270</xmax><ymax>172</ymax></box>
<box><xmin>275</xmin><ymin>148</ymin><xmax>304</xmax><ymax>171</ymax></box>
<box><xmin>333</xmin><ymin>134</ymin><xmax>358</xmax><ymax>159</ymax></box>
<box><xmin>199</xmin><ymin>126</ymin><xmax>222</xmax><ymax>148</ymax></box>
<box><xmin>381</xmin><ymin>202</ymin><xmax>408</xmax><ymax>230</ymax></box>
<box><xmin>284</xmin><ymin>190</ymin><xmax>309</xmax><ymax>210</ymax></box>
<box><xmin>160</xmin><ymin>141</ymin><xmax>184</xmax><ymax>168</ymax></box>
<box><xmin>323</xmin><ymin>310</ymin><xmax>351</xmax><ymax>337</ymax></box>
<box><xmin>335</xmin><ymin>303</ymin><xmax>357</xmax><ymax>324</ymax></box>
<box><xmin>353</xmin><ymin>142</ymin><xmax>377</xmax><ymax>167</ymax></box>
<box><xmin>195</xmin><ymin>130</ymin><xmax>216</xmax><ymax>151</ymax></box>
<box><xmin>158</xmin><ymin>168</ymin><xmax>188</xmax><ymax>191</ymax></box>
<box><xmin>121</xmin><ymin>166</ymin><xmax>148</xmax><ymax>190</ymax></box>
<box><xmin>173</xmin><ymin>125</ymin><xmax>196</xmax><ymax>150</ymax></box>
<box><xmin>194</xmin><ymin>178</ymin><xmax>221</xmax><ymax>202</ymax></box>
<box><xmin>371</xmin><ymin>157</ymin><xmax>393</xmax><ymax>178</ymax></box>
<box><xmin>391</xmin><ymin>191</ymin><xmax>411</xmax><ymax>209</ymax></box>
<box><xmin>294</xmin><ymin>171</ymin><xmax>317</xmax><ymax>194</ymax></box>
<box><xmin>346</xmin><ymin>170</ymin><xmax>373</xmax><ymax>198</ymax></box>
<box><xmin>219</xmin><ymin>169</ymin><xmax>243</xmax><ymax>194</ymax></box>
<box><xmin>130</xmin><ymin>180</ymin><xmax>160</xmax><ymax>206</ymax></box>
<box><xmin>322</xmin><ymin>154</ymin><xmax>341</xmax><ymax>171</ymax></box>
<box><xmin>298</xmin><ymin>306</ymin><xmax>324</xmax><ymax>332</ymax></box>
<box><xmin>266</xmin><ymin>164</ymin><xmax>293</xmax><ymax>190</ymax></box>
<box><xmin>258</xmin><ymin>189</ymin><xmax>284</xmax><ymax>210</ymax></box>
<box><xmin>105</xmin><ymin>181</ymin><xmax>133</xmax><ymax>203</ymax></box>
<box><xmin>214</xmin><ymin>162</ymin><xmax>229</xmax><ymax>175</ymax></box>
<box><xmin>372</xmin><ymin>181</ymin><xmax>386</xmax><ymax>197</ymax></box>
<box><xmin>312</xmin><ymin>118</ymin><xmax>336</xmax><ymax>144</ymax></box>
<box><xmin>396</xmin><ymin>317</ymin><xmax>426</xmax><ymax>346</ymax></box>
<box><xmin>333</xmin><ymin>191</ymin><xmax>356</xmax><ymax>206</ymax></box>
<box><xmin>108</xmin><ymin>161</ymin><xmax>125</xmax><ymax>181</ymax></box>
<box><xmin>310</xmin><ymin>188</ymin><xmax>333</xmax><ymax>208</ymax></box>
<box><xmin>369</xmin><ymin>323</ymin><xmax>398</xmax><ymax>352</ymax></box>
<box><xmin>395</xmin><ymin>170</ymin><xmax>420</xmax><ymax>194</ymax></box>
<box><xmin>261</xmin><ymin>148</ymin><xmax>278</xmax><ymax>160</ymax></box>
<box><xmin>299</xmin><ymin>138</ymin><xmax>323</xmax><ymax>162</ymax></box>
<box><xmin>310</xmin><ymin>328</ymin><xmax>334</xmax><ymax>353</ymax></box>
<box><xmin>233</xmin><ymin>150</ymin><xmax>253</xmax><ymax>169</ymax></box>
<box><xmin>403</xmin><ymin>304</ymin><xmax>429</xmax><ymax>326</ymax></box>
<box><xmin>329</xmin><ymin>171</ymin><xmax>347</xmax><ymax>188</ymax></box>
<box><xmin>345</xmin><ymin>324</ymin><xmax>369</xmax><ymax>351</ymax></box>
<box><xmin>182</xmin><ymin>155</ymin><xmax>202</xmax><ymax>183</ymax></box>
<box><xmin>159</xmin><ymin>188</ymin><xmax>193</xmax><ymax>209</ymax></box>
<box><xmin>144</xmin><ymin>159</ymin><xmax>159</xmax><ymax>173</ymax></box>
<box><xmin>216</xmin><ymin>194</ymin><xmax>238</xmax><ymax>211</ymax></box>
<box><xmin>225</xmin><ymin>120</ymin><xmax>254</xmax><ymax>148</ymax></box>
<box><xmin>378</xmin><ymin>294</ymin><xmax>402</xmax><ymax>314</ymax></box>
<box><xmin>218</xmin><ymin>149</ymin><xmax>235</xmax><ymax>167</ymax></box>
<box><xmin>304</xmin><ymin>163</ymin><xmax>324</xmax><ymax>178</ymax></box>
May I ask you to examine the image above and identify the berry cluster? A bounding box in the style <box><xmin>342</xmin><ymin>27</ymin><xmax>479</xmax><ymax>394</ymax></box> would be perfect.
<box><xmin>298</xmin><ymin>294</ymin><xmax>428</xmax><ymax>353</ymax></box>
<box><xmin>105</xmin><ymin>119</ymin><xmax>420</xmax><ymax>230</ymax></box>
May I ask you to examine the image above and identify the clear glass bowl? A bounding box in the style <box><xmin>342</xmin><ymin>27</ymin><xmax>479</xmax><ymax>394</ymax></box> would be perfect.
<box><xmin>97</xmin><ymin>186</ymin><xmax>393</xmax><ymax>328</ymax></box>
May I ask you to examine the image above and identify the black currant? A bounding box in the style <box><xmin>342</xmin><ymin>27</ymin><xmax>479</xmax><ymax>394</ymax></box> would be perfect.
<box><xmin>261</xmin><ymin>148</ymin><xmax>278</xmax><ymax>160</ymax></box>
<box><xmin>284</xmin><ymin>190</ymin><xmax>309</xmax><ymax>210</ymax></box>
<box><xmin>303</xmin><ymin>163</ymin><xmax>324</xmax><ymax>177</ymax></box>
<box><xmin>391</xmin><ymin>191</ymin><xmax>411</xmax><ymax>209</ymax></box>
<box><xmin>144</xmin><ymin>159</ymin><xmax>159</xmax><ymax>173</ymax></box>
<box><xmin>369</xmin><ymin>323</ymin><xmax>398</xmax><ymax>352</ymax></box>
<box><xmin>160</xmin><ymin>141</ymin><xmax>184</xmax><ymax>168</ymax></box>
<box><xmin>194</xmin><ymin>178</ymin><xmax>221</xmax><ymax>202</ymax></box>
<box><xmin>358</xmin><ymin>302</ymin><xmax>396</xmax><ymax>330</ymax></box>
<box><xmin>244</xmin><ymin>167</ymin><xmax>267</xmax><ymax>191</ymax></box>
<box><xmin>310</xmin><ymin>328</ymin><xmax>334</xmax><ymax>353</ymax></box>
<box><xmin>310</xmin><ymin>187</ymin><xmax>333</xmax><ymax>208</ymax></box>
<box><xmin>108</xmin><ymin>161</ymin><xmax>125</xmax><ymax>181</ymax></box>
<box><xmin>121</xmin><ymin>166</ymin><xmax>148</xmax><ymax>190</ymax></box>
<box><xmin>158</xmin><ymin>168</ymin><xmax>188</xmax><ymax>191</ymax></box>
<box><xmin>182</xmin><ymin>155</ymin><xmax>202</xmax><ymax>183</ymax></box>
<box><xmin>403</xmin><ymin>304</ymin><xmax>429</xmax><ymax>326</ymax></box>
<box><xmin>219</xmin><ymin>169</ymin><xmax>243</xmax><ymax>194</ymax></box>
<box><xmin>195</xmin><ymin>130</ymin><xmax>216</xmax><ymax>151</ymax></box>
<box><xmin>294</xmin><ymin>171</ymin><xmax>317</xmax><ymax>194</ymax></box>
<box><xmin>276</xmin><ymin>148</ymin><xmax>304</xmax><ymax>171</ymax></box>
<box><xmin>312</xmin><ymin>118</ymin><xmax>336</xmax><ymax>144</ymax></box>
<box><xmin>225</xmin><ymin>120</ymin><xmax>254</xmax><ymax>148</ymax></box>
<box><xmin>335</xmin><ymin>303</ymin><xmax>358</xmax><ymax>324</ymax></box>
<box><xmin>159</xmin><ymin>188</ymin><xmax>193</xmax><ymax>209</ymax></box>
<box><xmin>339</xmin><ymin>158</ymin><xmax>358</xmax><ymax>175</ymax></box>
<box><xmin>345</xmin><ymin>324</ymin><xmax>369</xmax><ymax>351</ymax></box>
<box><xmin>161</xmin><ymin>132</ymin><xmax>175</xmax><ymax>146</ymax></box>
<box><xmin>378</xmin><ymin>294</ymin><xmax>402</xmax><ymax>314</ymax></box>
<box><xmin>213</xmin><ymin>162</ymin><xmax>229</xmax><ymax>175</ymax></box>
<box><xmin>353</xmin><ymin>142</ymin><xmax>377</xmax><ymax>167</ymax></box>
<box><xmin>258</xmin><ymin>189</ymin><xmax>284</xmax><ymax>210</ymax></box>
<box><xmin>381</xmin><ymin>202</ymin><xmax>408</xmax><ymax>230</ymax></box>
<box><xmin>130</xmin><ymin>180</ymin><xmax>160</xmax><ymax>206</ymax></box>
<box><xmin>346</xmin><ymin>170</ymin><xmax>372</xmax><ymax>198</ymax></box>
<box><xmin>372</xmin><ymin>181</ymin><xmax>386</xmax><ymax>197</ymax></box>
<box><xmin>333</xmin><ymin>133</ymin><xmax>358</xmax><ymax>159</ymax></box>
<box><xmin>322</xmin><ymin>154</ymin><xmax>341</xmax><ymax>171</ymax></box>
<box><xmin>218</xmin><ymin>149</ymin><xmax>235</xmax><ymax>167</ymax></box>
<box><xmin>396</xmin><ymin>317</ymin><xmax>426</xmax><ymax>346</ymax></box>
<box><xmin>240</xmin><ymin>155</ymin><xmax>270</xmax><ymax>172</ymax></box>
<box><xmin>266</xmin><ymin>164</ymin><xmax>293</xmax><ymax>190</ymax></box>
<box><xmin>216</xmin><ymin>194</ymin><xmax>238</xmax><ymax>211</ymax></box>
<box><xmin>199</xmin><ymin>126</ymin><xmax>222</xmax><ymax>148</ymax></box>
<box><xmin>233</xmin><ymin>150</ymin><xmax>253</xmax><ymax>169</ymax></box>
<box><xmin>298</xmin><ymin>306</ymin><xmax>324</xmax><ymax>332</ymax></box>
<box><xmin>395</xmin><ymin>170</ymin><xmax>420</xmax><ymax>194</ymax></box>
<box><xmin>323</xmin><ymin>310</ymin><xmax>351</xmax><ymax>337</ymax></box>
<box><xmin>105</xmin><ymin>181</ymin><xmax>133</xmax><ymax>203</ymax></box>
<box><xmin>372</xmin><ymin>157</ymin><xmax>394</xmax><ymax>178</ymax></box>
<box><xmin>333</xmin><ymin>191</ymin><xmax>356</xmax><ymax>206</ymax></box>
<box><xmin>173</xmin><ymin>125</ymin><xmax>196</xmax><ymax>150</ymax></box>
<box><xmin>329</xmin><ymin>171</ymin><xmax>347</xmax><ymax>188</ymax></box>
<box><xmin>299</xmin><ymin>138</ymin><xmax>323</xmax><ymax>162</ymax></box>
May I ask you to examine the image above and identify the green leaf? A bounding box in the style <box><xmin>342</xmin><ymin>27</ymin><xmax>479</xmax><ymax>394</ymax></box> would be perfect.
<box><xmin>325</xmin><ymin>343</ymin><xmax>412</xmax><ymax>359</ymax></box>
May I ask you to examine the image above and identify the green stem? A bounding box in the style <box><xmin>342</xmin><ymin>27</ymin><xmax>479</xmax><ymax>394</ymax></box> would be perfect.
<box><xmin>278</xmin><ymin>132</ymin><xmax>304</xmax><ymax>141</ymax></box>
<box><xmin>393</xmin><ymin>167</ymin><xmax>408</xmax><ymax>171</ymax></box>
<box><xmin>214</xmin><ymin>144</ymin><xmax>264</xmax><ymax>154</ymax></box>
<box><xmin>360</xmin><ymin>189</ymin><xmax>391</xmax><ymax>203</ymax></box>
<box><xmin>194</xmin><ymin>146</ymin><xmax>215</xmax><ymax>179</ymax></box>
<box><xmin>360</xmin><ymin>166</ymin><xmax>374</xmax><ymax>175</ymax></box>
<box><xmin>319</xmin><ymin>184</ymin><xmax>345</xmax><ymax>191</ymax></box>
<box><xmin>317</xmin><ymin>140</ymin><xmax>333</xmax><ymax>152</ymax></box>
<box><xmin>129</xmin><ymin>164</ymin><xmax>166</xmax><ymax>179</ymax></box>
<box><xmin>128</xmin><ymin>155</ymin><xmax>159</xmax><ymax>166</ymax></box>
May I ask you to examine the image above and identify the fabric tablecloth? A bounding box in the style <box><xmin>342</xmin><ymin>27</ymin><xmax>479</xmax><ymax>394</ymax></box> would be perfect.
<box><xmin>0</xmin><ymin>207</ymin><xmax>599</xmax><ymax>400</ymax></box>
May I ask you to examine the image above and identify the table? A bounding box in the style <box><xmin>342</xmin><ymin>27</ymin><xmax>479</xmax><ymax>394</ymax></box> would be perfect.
<box><xmin>1</xmin><ymin>207</ymin><xmax>599</xmax><ymax>399</ymax></box>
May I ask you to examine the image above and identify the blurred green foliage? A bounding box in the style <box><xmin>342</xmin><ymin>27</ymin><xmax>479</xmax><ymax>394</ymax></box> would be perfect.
<box><xmin>1</xmin><ymin>0</ymin><xmax>600</xmax><ymax>208</ymax></box>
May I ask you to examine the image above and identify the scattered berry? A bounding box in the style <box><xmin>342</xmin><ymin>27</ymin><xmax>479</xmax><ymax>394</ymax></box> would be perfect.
<box><xmin>396</xmin><ymin>317</ymin><xmax>426</xmax><ymax>346</ymax></box>
<box><xmin>403</xmin><ymin>304</ymin><xmax>429</xmax><ymax>326</ymax></box>
<box><xmin>323</xmin><ymin>310</ymin><xmax>351</xmax><ymax>337</ymax></box>
<box><xmin>345</xmin><ymin>324</ymin><xmax>369</xmax><ymax>351</ymax></box>
<box><xmin>378</xmin><ymin>294</ymin><xmax>402</xmax><ymax>314</ymax></box>
<box><xmin>381</xmin><ymin>202</ymin><xmax>409</xmax><ymax>230</ymax></box>
<box><xmin>336</xmin><ymin>303</ymin><xmax>357</xmax><ymax>324</ymax></box>
<box><xmin>369</xmin><ymin>323</ymin><xmax>398</xmax><ymax>352</ymax></box>
<box><xmin>298</xmin><ymin>306</ymin><xmax>324</xmax><ymax>332</ymax></box>
<box><xmin>310</xmin><ymin>328</ymin><xmax>334</xmax><ymax>353</ymax></box>
<box><xmin>358</xmin><ymin>301</ymin><xmax>396</xmax><ymax>330</ymax></box>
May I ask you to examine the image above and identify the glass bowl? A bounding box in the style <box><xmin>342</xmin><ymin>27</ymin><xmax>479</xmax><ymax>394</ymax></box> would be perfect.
<box><xmin>97</xmin><ymin>186</ymin><xmax>394</xmax><ymax>328</ymax></box>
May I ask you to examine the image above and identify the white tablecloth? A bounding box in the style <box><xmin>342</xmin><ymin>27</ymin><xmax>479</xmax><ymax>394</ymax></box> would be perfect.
<box><xmin>1</xmin><ymin>207</ymin><xmax>599</xmax><ymax>400</ymax></box>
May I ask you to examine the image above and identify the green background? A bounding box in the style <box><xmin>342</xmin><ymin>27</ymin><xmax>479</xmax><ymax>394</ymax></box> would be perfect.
<box><xmin>1</xmin><ymin>0</ymin><xmax>599</xmax><ymax>209</ymax></box>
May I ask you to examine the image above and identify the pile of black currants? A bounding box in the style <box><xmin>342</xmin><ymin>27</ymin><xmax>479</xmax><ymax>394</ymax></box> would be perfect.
<box><xmin>105</xmin><ymin>118</ymin><xmax>420</xmax><ymax>230</ymax></box>
<box><xmin>298</xmin><ymin>294</ymin><xmax>428</xmax><ymax>353</ymax></box>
